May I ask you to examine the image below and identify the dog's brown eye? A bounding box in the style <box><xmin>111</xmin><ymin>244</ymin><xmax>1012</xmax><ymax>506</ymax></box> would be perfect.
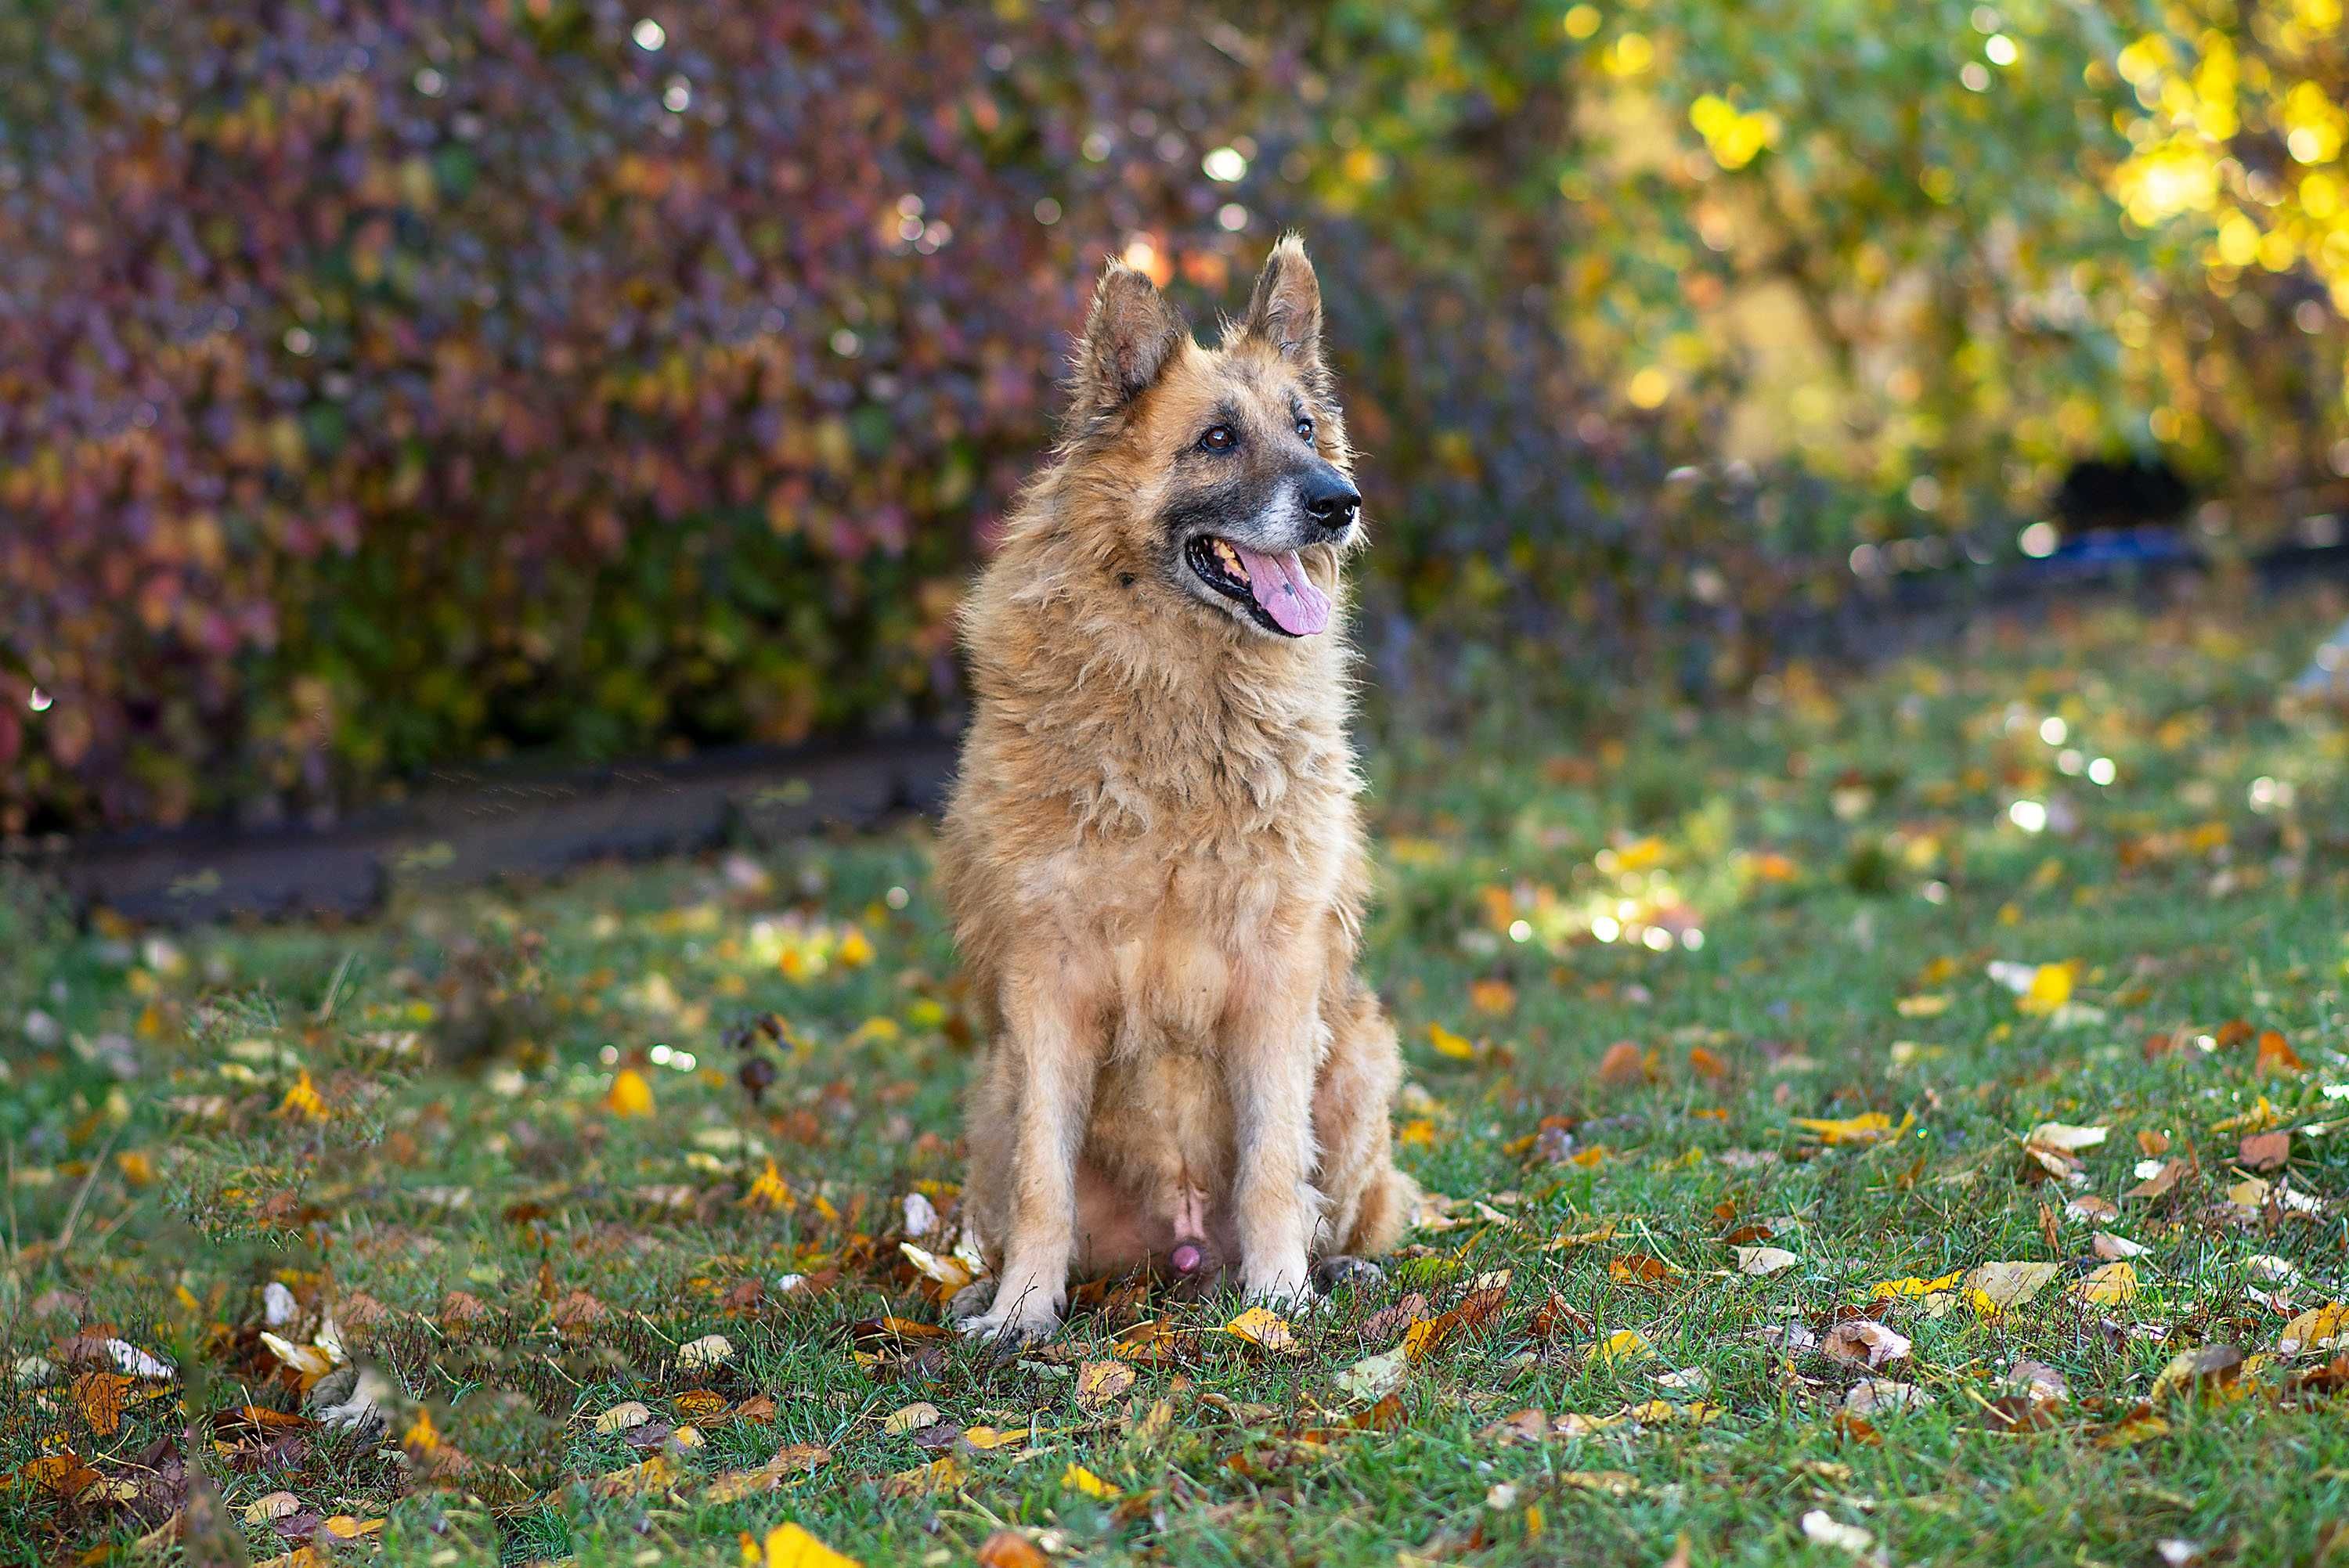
<box><xmin>1200</xmin><ymin>424</ymin><xmax>1236</xmax><ymax>452</ymax></box>
<box><xmin>1295</xmin><ymin>416</ymin><xmax>1315</xmax><ymax>442</ymax></box>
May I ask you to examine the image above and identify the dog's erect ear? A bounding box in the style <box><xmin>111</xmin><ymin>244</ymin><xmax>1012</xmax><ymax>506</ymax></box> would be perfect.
<box><xmin>1071</xmin><ymin>259</ymin><xmax>1189</xmax><ymax>416</ymax></box>
<box><xmin>1236</xmin><ymin>233</ymin><xmax>1322</xmax><ymax>367</ymax></box>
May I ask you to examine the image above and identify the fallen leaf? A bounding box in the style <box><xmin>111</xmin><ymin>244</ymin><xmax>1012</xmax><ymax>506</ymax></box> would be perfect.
<box><xmin>881</xmin><ymin>1455</ymin><xmax>963</xmax><ymax>1497</ymax></box>
<box><xmin>2151</xmin><ymin>1344</ymin><xmax>2244</xmax><ymax>1400</ymax></box>
<box><xmin>702</xmin><ymin>1444</ymin><xmax>831</xmax><ymax>1503</ymax></box>
<box><xmin>1470</xmin><ymin>978</ymin><xmax>1517</xmax><ymax>1015</ymax></box>
<box><xmin>1794</xmin><ymin>1111</ymin><xmax>1908</xmax><ymax>1147</ymax></box>
<box><xmin>2279</xmin><ymin>1303</ymin><xmax>2349</xmax><ymax>1357</ymax></box>
<box><xmin>1964</xmin><ymin>1261</ymin><xmax>2060</xmax><ymax>1314</ymax></box>
<box><xmin>2123</xmin><ymin>1164</ymin><xmax>2189</xmax><ymax>1202</ymax></box>
<box><xmin>1592</xmin><ymin>1328</ymin><xmax>1651</xmax><ymax>1365</ymax></box>
<box><xmin>1735</xmin><ymin>1245</ymin><xmax>1799</xmax><ymax>1277</ymax></box>
<box><xmin>898</xmin><ymin>1242</ymin><xmax>973</xmax><ymax>1293</ymax></box>
<box><xmin>1561</xmin><ymin>1469</ymin><xmax>1643</xmax><ymax>1496</ymax></box>
<box><xmin>1843</xmin><ymin>1380</ymin><xmax>1930</xmax><ymax>1415</ymax></box>
<box><xmin>2240</xmin><ymin>1130</ymin><xmax>2291</xmax><ymax>1172</ymax></box>
<box><xmin>1063</xmin><ymin>1359</ymin><xmax>1132</xmax><ymax>1412</ymax></box>
<box><xmin>1428</xmin><ymin>1022</ymin><xmax>1477</xmax><ymax>1060</ymax></box>
<box><xmin>2001</xmin><ymin>1360</ymin><xmax>2070</xmax><ymax>1404</ymax></box>
<box><xmin>882</xmin><ymin>1402</ymin><xmax>940</xmax><ymax>1435</ymax></box>
<box><xmin>677</xmin><ymin>1333</ymin><xmax>734</xmax><ymax>1370</ymax></box>
<box><xmin>605</xmin><ymin>1068</ymin><xmax>655</xmax><ymax>1117</ymax></box>
<box><xmin>1399</xmin><ymin>1284</ymin><xmax>1508</xmax><ymax>1361</ymax></box>
<box><xmin>1597</xmin><ymin>1041</ymin><xmax>1649</xmax><ymax>1087</ymax></box>
<box><xmin>1609</xmin><ymin>1253</ymin><xmax>1676</xmax><ymax>1285</ymax></box>
<box><xmin>959</xmin><ymin>1425</ymin><xmax>1029</xmax><ymax>1451</ymax></box>
<box><xmin>2026</xmin><ymin>1122</ymin><xmax>2109</xmax><ymax>1154</ymax></box>
<box><xmin>1800</xmin><ymin>1509</ymin><xmax>1879</xmax><ymax>1558</ymax></box>
<box><xmin>1335</xmin><ymin>1348</ymin><xmax>1408</xmax><ymax>1404</ymax></box>
<box><xmin>1061</xmin><ymin>1462</ymin><xmax>1120</xmax><ymax>1499</ymax></box>
<box><xmin>2094</xmin><ymin>1231</ymin><xmax>2150</xmax><ymax>1260</ymax></box>
<box><xmin>69</xmin><ymin>1372</ymin><xmax>133</xmax><ymax>1436</ymax></box>
<box><xmin>974</xmin><ymin>1532</ymin><xmax>1046</xmax><ymax>1568</ymax></box>
<box><xmin>752</xmin><ymin>1522</ymin><xmax>861</xmax><ymax>1568</ymax></box>
<box><xmin>2073</xmin><ymin>1261</ymin><xmax>2140</xmax><ymax>1306</ymax></box>
<box><xmin>257</xmin><ymin>1332</ymin><xmax>337</xmax><ymax>1386</ymax></box>
<box><xmin>1478</xmin><ymin>1407</ymin><xmax>1552</xmax><ymax>1445</ymax></box>
<box><xmin>594</xmin><ymin>1400</ymin><xmax>651</xmax><ymax>1435</ymax></box>
<box><xmin>2256</xmin><ymin>1030</ymin><xmax>2306</xmax><ymax>1076</ymax></box>
<box><xmin>1820</xmin><ymin>1321</ymin><xmax>1911</xmax><ymax>1370</ymax></box>
<box><xmin>244</xmin><ymin>1491</ymin><xmax>301</xmax><ymax>1525</ymax></box>
<box><xmin>1223</xmin><ymin>1306</ymin><xmax>1302</xmax><ymax>1357</ymax></box>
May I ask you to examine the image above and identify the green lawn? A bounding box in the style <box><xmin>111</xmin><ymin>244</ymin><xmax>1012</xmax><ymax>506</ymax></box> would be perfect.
<box><xmin>6</xmin><ymin>587</ymin><xmax>2349</xmax><ymax>1568</ymax></box>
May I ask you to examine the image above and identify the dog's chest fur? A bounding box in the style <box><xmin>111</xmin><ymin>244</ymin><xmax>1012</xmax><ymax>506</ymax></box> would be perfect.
<box><xmin>940</xmin><ymin>526</ymin><xmax>1367</xmax><ymax>1055</ymax></box>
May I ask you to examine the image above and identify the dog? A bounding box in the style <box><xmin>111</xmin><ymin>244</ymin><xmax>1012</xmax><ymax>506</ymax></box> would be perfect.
<box><xmin>936</xmin><ymin>235</ymin><xmax>1416</xmax><ymax>1343</ymax></box>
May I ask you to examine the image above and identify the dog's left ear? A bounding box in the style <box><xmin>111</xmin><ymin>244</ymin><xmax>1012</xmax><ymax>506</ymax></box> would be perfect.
<box><xmin>1235</xmin><ymin>233</ymin><xmax>1322</xmax><ymax>369</ymax></box>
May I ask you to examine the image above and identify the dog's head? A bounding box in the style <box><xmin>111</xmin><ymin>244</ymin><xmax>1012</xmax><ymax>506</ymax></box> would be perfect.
<box><xmin>1063</xmin><ymin>235</ymin><xmax>1359</xmax><ymax>640</ymax></box>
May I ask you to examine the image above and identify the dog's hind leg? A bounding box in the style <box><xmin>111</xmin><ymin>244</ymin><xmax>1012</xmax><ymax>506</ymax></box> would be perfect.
<box><xmin>1310</xmin><ymin>974</ymin><xmax>1418</xmax><ymax>1260</ymax></box>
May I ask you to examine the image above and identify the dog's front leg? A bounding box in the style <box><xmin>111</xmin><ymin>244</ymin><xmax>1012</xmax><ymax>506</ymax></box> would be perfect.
<box><xmin>965</xmin><ymin>968</ymin><xmax>1099</xmax><ymax>1346</ymax></box>
<box><xmin>1224</xmin><ymin>991</ymin><xmax>1323</xmax><ymax>1307</ymax></box>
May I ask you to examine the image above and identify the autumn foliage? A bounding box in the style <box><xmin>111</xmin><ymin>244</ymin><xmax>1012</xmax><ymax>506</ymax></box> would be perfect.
<box><xmin>0</xmin><ymin>2</ymin><xmax>1821</xmax><ymax>832</ymax></box>
<box><xmin>9</xmin><ymin>2</ymin><xmax>2348</xmax><ymax>831</ymax></box>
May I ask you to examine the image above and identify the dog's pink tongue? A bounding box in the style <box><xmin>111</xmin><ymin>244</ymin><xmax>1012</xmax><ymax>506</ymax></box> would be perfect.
<box><xmin>1232</xmin><ymin>545</ymin><xmax>1331</xmax><ymax>636</ymax></box>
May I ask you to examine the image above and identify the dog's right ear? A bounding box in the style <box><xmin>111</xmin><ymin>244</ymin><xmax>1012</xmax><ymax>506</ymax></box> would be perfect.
<box><xmin>1070</xmin><ymin>259</ymin><xmax>1189</xmax><ymax>419</ymax></box>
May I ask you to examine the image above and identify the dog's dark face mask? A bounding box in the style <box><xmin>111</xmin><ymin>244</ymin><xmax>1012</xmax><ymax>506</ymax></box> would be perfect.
<box><xmin>1065</xmin><ymin>237</ymin><xmax>1363</xmax><ymax>640</ymax></box>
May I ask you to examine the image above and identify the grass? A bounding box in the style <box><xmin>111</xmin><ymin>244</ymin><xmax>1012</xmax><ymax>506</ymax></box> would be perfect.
<box><xmin>5</xmin><ymin>584</ymin><xmax>2349</xmax><ymax>1568</ymax></box>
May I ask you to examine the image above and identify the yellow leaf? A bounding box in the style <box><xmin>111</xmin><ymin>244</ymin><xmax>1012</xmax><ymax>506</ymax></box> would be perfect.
<box><xmin>1428</xmin><ymin>1022</ymin><xmax>1477</xmax><ymax>1059</ymax></box>
<box><xmin>606</xmin><ymin>1069</ymin><xmax>655</xmax><ymax>1117</ymax></box>
<box><xmin>1398</xmin><ymin>1117</ymin><xmax>1438</xmax><ymax>1148</ymax></box>
<box><xmin>882</xmin><ymin>1402</ymin><xmax>939</xmax><ymax>1435</ymax></box>
<box><xmin>743</xmin><ymin>1159</ymin><xmax>796</xmax><ymax>1212</ymax></box>
<box><xmin>277</xmin><ymin>1069</ymin><xmax>330</xmax><ymax>1122</ymax></box>
<box><xmin>1469</xmin><ymin>979</ymin><xmax>1517</xmax><ymax>1016</ymax></box>
<box><xmin>1062</xmin><ymin>1462</ymin><xmax>1120</xmax><ymax>1499</ymax></box>
<box><xmin>1223</xmin><ymin>1306</ymin><xmax>1302</xmax><ymax>1356</ymax></box>
<box><xmin>2018</xmin><ymin>962</ymin><xmax>2076</xmax><ymax>1016</ymax></box>
<box><xmin>1793</xmin><ymin>1111</ymin><xmax>1911</xmax><ymax>1146</ymax></box>
<box><xmin>1963</xmin><ymin>1261</ymin><xmax>2059</xmax><ymax>1315</ymax></box>
<box><xmin>2073</xmin><ymin>1261</ymin><xmax>2140</xmax><ymax>1306</ymax></box>
<box><xmin>257</xmin><ymin>1332</ymin><xmax>337</xmax><ymax>1385</ymax></box>
<box><xmin>899</xmin><ymin>1242</ymin><xmax>972</xmax><ymax>1291</ymax></box>
<box><xmin>756</xmin><ymin>1522</ymin><xmax>863</xmax><ymax>1568</ymax></box>
<box><xmin>2279</xmin><ymin>1302</ymin><xmax>2349</xmax><ymax>1356</ymax></box>
<box><xmin>1871</xmin><ymin>1270</ymin><xmax>1964</xmax><ymax>1299</ymax></box>
<box><xmin>1593</xmin><ymin>1328</ymin><xmax>1651</xmax><ymax>1364</ymax></box>
<box><xmin>1074</xmin><ymin>1360</ymin><xmax>1135</xmax><ymax>1411</ymax></box>
<box><xmin>961</xmin><ymin>1425</ymin><xmax>1030</xmax><ymax>1451</ymax></box>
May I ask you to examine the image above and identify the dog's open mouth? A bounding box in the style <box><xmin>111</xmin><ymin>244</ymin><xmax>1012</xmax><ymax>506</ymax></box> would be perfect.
<box><xmin>1184</xmin><ymin>535</ymin><xmax>1332</xmax><ymax>637</ymax></box>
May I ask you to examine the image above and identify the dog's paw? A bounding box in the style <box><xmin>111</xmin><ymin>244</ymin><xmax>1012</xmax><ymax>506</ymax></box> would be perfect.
<box><xmin>954</xmin><ymin>1277</ymin><xmax>1061</xmax><ymax>1347</ymax></box>
<box><xmin>1242</xmin><ymin>1266</ymin><xmax>1318</xmax><ymax>1314</ymax></box>
<box><xmin>959</xmin><ymin>1303</ymin><xmax>1061</xmax><ymax>1349</ymax></box>
<box><xmin>946</xmin><ymin>1279</ymin><xmax>998</xmax><ymax>1327</ymax></box>
<box><xmin>1311</xmin><ymin>1254</ymin><xmax>1387</xmax><ymax>1296</ymax></box>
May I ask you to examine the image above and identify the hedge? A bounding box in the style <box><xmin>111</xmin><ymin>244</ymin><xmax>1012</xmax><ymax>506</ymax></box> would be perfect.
<box><xmin>4</xmin><ymin>2</ymin><xmax>2332</xmax><ymax>832</ymax></box>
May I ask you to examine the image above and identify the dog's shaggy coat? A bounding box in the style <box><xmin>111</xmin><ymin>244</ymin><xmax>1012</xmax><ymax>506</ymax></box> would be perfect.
<box><xmin>940</xmin><ymin>237</ymin><xmax>1414</xmax><ymax>1342</ymax></box>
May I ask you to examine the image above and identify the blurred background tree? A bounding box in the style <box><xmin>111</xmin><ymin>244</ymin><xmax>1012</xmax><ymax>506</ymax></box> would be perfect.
<box><xmin>3</xmin><ymin>0</ymin><xmax>2344</xmax><ymax>834</ymax></box>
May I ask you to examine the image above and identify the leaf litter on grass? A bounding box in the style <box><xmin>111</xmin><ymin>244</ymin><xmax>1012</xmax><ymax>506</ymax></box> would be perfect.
<box><xmin>8</xmin><ymin>595</ymin><xmax>2349</xmax><ymax>1565</ymax></box>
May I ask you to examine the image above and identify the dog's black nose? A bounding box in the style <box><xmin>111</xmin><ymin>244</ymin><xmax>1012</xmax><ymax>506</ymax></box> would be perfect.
<box><xmin>1303</xmin><ymin>476</ymin><xmax>1360</xmax><ymax>532</ymax></box>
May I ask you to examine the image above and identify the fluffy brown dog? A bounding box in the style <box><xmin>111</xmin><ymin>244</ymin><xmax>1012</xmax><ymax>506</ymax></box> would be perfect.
<box><xmin>938</xmin><ymin>236</ymin><xmax>1416</xmax><ymax>1343</ymax></box>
